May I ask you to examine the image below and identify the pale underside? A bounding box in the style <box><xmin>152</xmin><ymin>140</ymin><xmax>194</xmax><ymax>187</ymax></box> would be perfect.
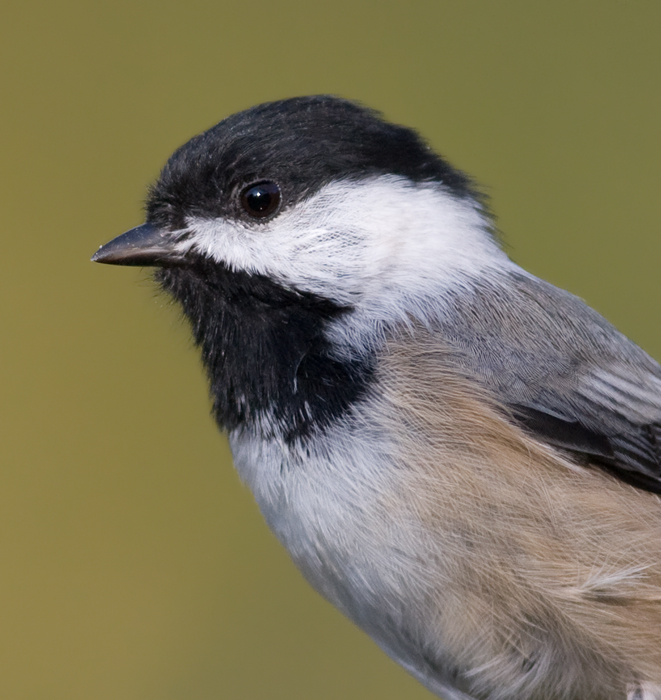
<box><xmin>232</xmin><ymin>328</ymin><xmax>661</xmax><ymax>700</ymax></box>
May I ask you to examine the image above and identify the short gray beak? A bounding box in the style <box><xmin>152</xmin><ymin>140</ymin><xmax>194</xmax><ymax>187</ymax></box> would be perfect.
<box><xmin>91</xmin><ymin>224</ymin><xmax>186</xmax><ymax>267</ymax></box>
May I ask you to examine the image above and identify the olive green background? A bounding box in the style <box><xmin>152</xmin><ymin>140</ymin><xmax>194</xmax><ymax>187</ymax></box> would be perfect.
<box><xmin>2</xmin><ymin>2</ymin><xmax>660</xmax><ymax>698</ymax></box>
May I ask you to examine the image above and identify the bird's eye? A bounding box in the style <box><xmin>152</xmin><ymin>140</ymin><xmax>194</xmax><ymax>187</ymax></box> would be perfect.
<box><xmin>240</xmin><ymin>181</ymin><xmax>281</xmax><ymax>219</ymax></box>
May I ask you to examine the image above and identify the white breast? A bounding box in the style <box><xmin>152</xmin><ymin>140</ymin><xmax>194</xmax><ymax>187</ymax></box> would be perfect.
<box><xmin>226</xmin><ymin>341</ymin><xmax>661</xmax><ymax>700</ymax></box>
<box><xmin>227</xmin><ymin>409</ymin><xmax>461</xmax><ymax>689</ymax></box>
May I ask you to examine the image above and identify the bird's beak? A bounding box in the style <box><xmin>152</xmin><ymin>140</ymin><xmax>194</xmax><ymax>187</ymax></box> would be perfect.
<box><xmin>91</xmin><ymin>223</ymin><xmax>187</xmax><ymax>267</ymax></box>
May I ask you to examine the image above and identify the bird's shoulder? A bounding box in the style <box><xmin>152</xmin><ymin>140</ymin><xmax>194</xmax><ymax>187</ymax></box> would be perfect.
<box><xmin>380</xmin><ymin>269</ymin><xmax>661</xmax><ymax>493</ymax></box>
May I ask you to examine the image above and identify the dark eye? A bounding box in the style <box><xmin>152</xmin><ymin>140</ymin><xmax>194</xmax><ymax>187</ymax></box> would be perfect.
<box><xmin>240</xmin><ymin>181</ymin><xmax>281</xmax><ymax>219</ymax></box>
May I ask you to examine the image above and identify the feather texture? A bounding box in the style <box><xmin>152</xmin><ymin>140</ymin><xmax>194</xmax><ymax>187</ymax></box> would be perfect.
<box><xmin>230</xmin><ymin>326</ymin><xmax>661</xmax><ymax>700</ymax></box>
<box><xmin>419</xmin><ymin>270</ymin><xmax>661</xmax><ymax>492</ymax></box>
<box><xmin>367</xmin><ymin>331</ymin><xmax>661</xmax><ymax>698</ymax></box>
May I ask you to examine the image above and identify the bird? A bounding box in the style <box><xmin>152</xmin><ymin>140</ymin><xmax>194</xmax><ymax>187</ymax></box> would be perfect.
<box><xmin>93</xmin><ymin>95</ymin><xmax>661</xmax><ymax>700</ymax></box>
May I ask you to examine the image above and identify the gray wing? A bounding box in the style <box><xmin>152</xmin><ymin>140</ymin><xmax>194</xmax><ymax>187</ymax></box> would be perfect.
<box><xmin>436</xmin><ymin>270</ymin><xmax>661</xmax><ymax>493</ymax></box>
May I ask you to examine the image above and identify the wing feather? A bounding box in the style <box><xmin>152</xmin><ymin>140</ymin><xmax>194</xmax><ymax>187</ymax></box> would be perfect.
<box><xmin>432</xmin><ymin>270</ymin><xmax>661</xmax><ymax>492</ymax></box>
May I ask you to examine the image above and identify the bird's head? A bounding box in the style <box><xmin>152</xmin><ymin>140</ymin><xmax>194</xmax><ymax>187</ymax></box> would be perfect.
<box><xmin>93</xmin><ymin>96</ymin><xmax>505</xmax><ymax>440</ymax></box>
<box><xmin>94</xmin><ymin>96</ymin><xmax>502</xmax><ymax>310</ymax></box>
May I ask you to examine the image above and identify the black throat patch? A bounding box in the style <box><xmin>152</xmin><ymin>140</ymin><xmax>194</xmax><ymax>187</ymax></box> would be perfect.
<box><xmin>157</xmin><ymin>259</ymin><xmax>374</xmax><ymax>443</ymax></box>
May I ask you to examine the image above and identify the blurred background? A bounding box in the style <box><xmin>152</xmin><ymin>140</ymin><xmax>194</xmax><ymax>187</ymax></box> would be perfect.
<box><xmin>2</xmin><ymin>1</ymin><xmax>661</xmax><ymax>698</ymax></box>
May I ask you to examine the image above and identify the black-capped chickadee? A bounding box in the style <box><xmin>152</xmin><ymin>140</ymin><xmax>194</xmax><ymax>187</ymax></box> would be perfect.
<box><xmin>93</xmin><ymin>96</ymin><xmax>661</xmax><ymax>700</ymax></box>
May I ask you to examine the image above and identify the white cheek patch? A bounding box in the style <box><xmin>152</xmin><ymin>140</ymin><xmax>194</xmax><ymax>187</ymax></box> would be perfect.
<box><xmin>183</xmin><ymin>175</ymin><xmax>511</xmax><ymax>313</ymax></box>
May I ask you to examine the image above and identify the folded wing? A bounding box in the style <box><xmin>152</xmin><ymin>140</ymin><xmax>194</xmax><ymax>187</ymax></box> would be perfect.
<box><xmin>435</xmin><ymin>271</ymin><xmax>661</xmax><ymax>492</ymax></box>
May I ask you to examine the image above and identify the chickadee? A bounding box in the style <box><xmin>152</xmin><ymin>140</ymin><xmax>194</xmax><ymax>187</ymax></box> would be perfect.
<box><xmin>93</xmin><ymin>96</ymin><xmax>661</xmax><ymax>700</ymax></box>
